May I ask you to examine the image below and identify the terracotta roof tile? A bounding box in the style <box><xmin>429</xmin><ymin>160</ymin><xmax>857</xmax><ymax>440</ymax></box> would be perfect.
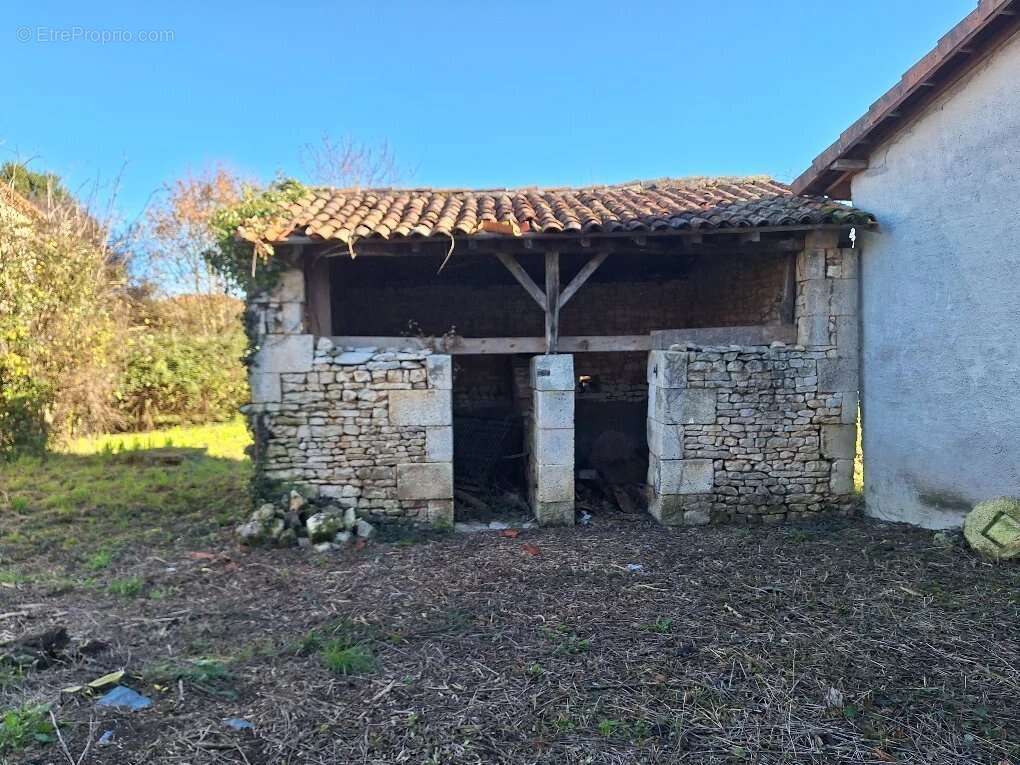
<box><xmin>256</xmin><ymin>176</ymin><xmax>872</xmax><ymax>244</ymax></box>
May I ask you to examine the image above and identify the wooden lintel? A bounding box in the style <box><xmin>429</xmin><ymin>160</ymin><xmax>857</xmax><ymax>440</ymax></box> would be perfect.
<box><xmin>328</xmin><ymin>326</ymin><xmax>797</xmax><ymax>355</ymax></box>
<box><xmin>558</xmin><ymin>251</ymin><xmax>609</xmax><ymax>310</ymax></box>
<box><xmin>495</xmin><ymin>253</ymin><xmax>546</xmax><ymax>310</ymax></box>
<box><xmin>545</xmin><ymin>251</ymin><xmax>560</xmax><ymax>353</ymax></box>
<box><xmin>329</xmin><ymin>335</ymin><xmax>653</xmax><ymax>355</ymax></box>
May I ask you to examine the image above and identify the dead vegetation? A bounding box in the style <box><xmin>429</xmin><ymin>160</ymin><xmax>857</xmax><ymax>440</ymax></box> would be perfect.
<box><xmin>1</xmin><ymin>513</ymin><xmax>1018</xmax><ymax>764</ymax></box>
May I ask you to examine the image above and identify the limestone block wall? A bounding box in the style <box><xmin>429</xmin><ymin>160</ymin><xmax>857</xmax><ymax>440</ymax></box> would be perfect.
<box><xmin>647</xmin><ymin>345</ymin><xmax>857</xmax><ymax>525</ymax></box>
<box><xmin>647</xmin><ymin>240</ymin><xmax>860</xmax><ymax>526</ymax></box>
<box><xmin>247</xmin><ymin>267</ymin><xmax>454</xmax><ymax>526</ymax></box>
<box><xmin>528</xmin><ymin>355</ymin><xmax>575</xmax><ymax>526</ymax></box>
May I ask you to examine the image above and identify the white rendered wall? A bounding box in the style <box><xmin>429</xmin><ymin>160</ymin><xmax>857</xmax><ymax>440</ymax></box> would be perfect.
<box><xmin>853</xmin><ymin>32</ymin><xmax>1020</xmax><ymax>528</ymax></box>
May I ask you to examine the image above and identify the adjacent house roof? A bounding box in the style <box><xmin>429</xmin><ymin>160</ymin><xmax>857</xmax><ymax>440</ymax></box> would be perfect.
<box><xmin>251</xmin><ymin>177</ymin><xmax>872</xmax><ymax>245</ymax></box>
<box><xmin>793</xmin><ymin>0</ymin><xmax>1020</xmax><ymax>197</ymax></box>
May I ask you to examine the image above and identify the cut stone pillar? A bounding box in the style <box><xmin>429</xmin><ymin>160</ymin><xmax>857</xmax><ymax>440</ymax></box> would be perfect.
<box><xmin>392</xmin><ymin>354</ymin><xmax>455</xmax><ymax>527</ymax></box>
<box><xmin>646</xmin><ymin>350</ymin><xmax>716</xmax><ymax>526</ymax></box>
<box><xmin>528</xmin><ymin>354</ymin><xmax>575</xmax><ymax>526</ymax></box>
<box><xmin>794</xmin><ymin>232</ymin><xmax>861</xmax><ymax>501</ymax></box>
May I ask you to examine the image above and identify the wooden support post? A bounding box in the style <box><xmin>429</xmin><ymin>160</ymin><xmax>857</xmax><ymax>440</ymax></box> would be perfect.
<box><xmin>558</xmin><ymin>251</ymin><xmax>609</xmax><ymax>310</ymax></box>
<box><xmin>495</xmin><ymin>253</ymin><xmax>546</xmax><ymax>310</ymax></box>
<box><xmin>304</xmin><ymin>255</ymin><xmax>333</xmax><ymax>336</ymax></box>
<box><xmin>545</xmin><ymin>251</ymin><xmax>560</xmax><ymax>353</ymax></box>
<box><xmin>779</xmin><ymin>253</ymin><xmax>796</xmax><ymax>324</ymax></box>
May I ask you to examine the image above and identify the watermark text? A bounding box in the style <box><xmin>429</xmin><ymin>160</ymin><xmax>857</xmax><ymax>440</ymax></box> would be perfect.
<box><xmin>17</xmin><ymin>26</ymin><xmax>175</xmax><ymax>44</ymax></box>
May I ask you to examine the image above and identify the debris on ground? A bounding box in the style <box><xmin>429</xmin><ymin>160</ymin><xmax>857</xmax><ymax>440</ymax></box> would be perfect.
<box><xmin>223</xmin><ymin>718</ymin><xmax>254</xmax><ymax>731</ymax></box>
<box><xmin>236</xmin><ymin>492</ymin><xmax>375</xmax><ymax>551</ymax></box>
<box><xmin>824</xmin><ymin>686</ymin><xmax>845</xmax><ymax>709</ymax></box>
<box><xmin>96</xmin><ymin>685</ymin><xmax>152</xmax><ymax>711</ymax></box>
<box><xmin>3</xmin><ymin>519</ymin><xmax>1019</xmax><ymax>763</ymax></box>
<box><xmin>0</xmin><ymin>626</ymin><xmax>69</xmax><ymax>668</ymax></box>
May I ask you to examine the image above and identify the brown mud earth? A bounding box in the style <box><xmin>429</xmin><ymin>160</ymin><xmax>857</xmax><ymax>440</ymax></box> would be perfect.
<box><xmin>2</xmin><ymin>517</ymin><xmax>1018</xmax><ymax>764</ymax></box>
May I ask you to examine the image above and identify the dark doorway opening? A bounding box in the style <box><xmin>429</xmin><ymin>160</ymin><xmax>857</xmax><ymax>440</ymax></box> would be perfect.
<box><xmin>451</xmin><ymin>355</ymin><xmax>531</xmax><ymax>525</ymax></box>
<box><xmin>574</xmin><ymin>352</ymin><xmax>649</xmax><ymax>518</ymax></box>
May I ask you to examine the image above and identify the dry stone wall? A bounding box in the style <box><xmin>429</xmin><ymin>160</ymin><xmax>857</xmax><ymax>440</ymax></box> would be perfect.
<box><xmin>647</xmin><ymin>239</ymin><xmax>860</xmax><ymax>526</ymax></box>
<box><xmin>647</xmin><ymin>344</ymin><xmax>856</xmax><ymax>525</ymax></box>
<box><xmin>246</xmin><ymin>267</ymin><xmax>454</xmax><ymax>526</ymax></box>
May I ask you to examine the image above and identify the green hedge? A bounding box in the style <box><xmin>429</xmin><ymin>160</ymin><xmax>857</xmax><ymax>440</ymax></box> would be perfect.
<box><xmin>115</xmin><ymin>328</ymin><xmax>248</xmax><ymax>430</ymax></box>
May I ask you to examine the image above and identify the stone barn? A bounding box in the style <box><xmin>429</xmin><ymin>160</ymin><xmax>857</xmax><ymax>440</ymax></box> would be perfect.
<box><xmin>242</xmin><ymin>177</ymin><xmax>873</xmax><ymax>528</ymax></box>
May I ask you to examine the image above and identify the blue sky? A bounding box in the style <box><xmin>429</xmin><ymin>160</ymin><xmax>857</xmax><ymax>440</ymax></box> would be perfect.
<box><xmin>3</xmin><ymin>1</ymin><xmax>974</xmax><ymax>227</ymax></box>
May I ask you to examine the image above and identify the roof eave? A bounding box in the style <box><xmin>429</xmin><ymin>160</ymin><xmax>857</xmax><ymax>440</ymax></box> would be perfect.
<box><xmin>273</xmin><ymin>221</ymin><xmax>873</xmax><ymax>248</ymax></box>
<box><xmin>792</xmin><ymin>0</ymin><xmax>1020</xmax><ymax>197</ymax></box>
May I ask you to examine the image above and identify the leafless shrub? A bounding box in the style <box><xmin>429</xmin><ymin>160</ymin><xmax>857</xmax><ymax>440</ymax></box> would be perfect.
<box><xmin>299</xmin><ymin>133</ymin><xmax>404</xmax><ymax>188</ymax></box>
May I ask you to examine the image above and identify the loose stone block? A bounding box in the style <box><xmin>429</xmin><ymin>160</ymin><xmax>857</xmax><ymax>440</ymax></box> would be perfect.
<box><xmin>425</xmin><ymin>354</ymin><xmax>453</xmax><ymax>389</ymax></box>
<box><xmin>250</xmin><ymin>373</ymin><xmax>281</xmax><ymax>404</ymax></box>
<box><xmin>653</xmin><ymin>458</ymin><xmax>714</xmax><ymax>495</ymax></box>
<box><xmin>647</xmin><ymin>417</ymin><xmax>683</xmax><ymax>459</ymax></box>
<box><xmin>533</xmin><ymin>427</ymin><xmax>573</xmax><ymax>466</ymax></box>
<box><xmin>821</xmin><ymin>424</ymin><xmax>856</xmax><ymax>460</ymax></box>
<box><xmin>530</xmin><ymin>354</ymin><xmax>574</xmax><ymax>391</ymax></box>
<box><xmin>534</xmin><ymin>391</ymin><xmax>574</xmax><ymax>429</ymax></box>
<box><xmin>254</xmin><ymin>334</ymin><xmax>314</xmax><ymax>373</ymax></box>
<box><xmin>396</xmin><ymin>462</ymin><xmax>453</xmax><ymax>500</ymax></box>
<box><xmin>649</xmin><ymin>386</ymin><xmax>716</xmax><ymax>425</ymax></box>
<box><xmin>647</xmin><ymin>350</ymin><xmax>688</xmax><ymax>388</ymax></box>
<box><xmin>389</xmin><ymin>389</ymin><xmax>453</xmax><ymax>426</ymax></box>
<box><xmin>964</xmin><ymin>497</ymin><xmax>1020</xmax><ymax>561</ymax></box>
<box><xmin>425</xmin><ymin>426</ymin><xmax>453</xmax><ymax>462</ymax></box>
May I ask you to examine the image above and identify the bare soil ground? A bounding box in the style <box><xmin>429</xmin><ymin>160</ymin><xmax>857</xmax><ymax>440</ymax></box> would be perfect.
<box><xmin>2</xmin><ymin>509</ymin><xmax>1018</xmax><ymax>764</ymax></box>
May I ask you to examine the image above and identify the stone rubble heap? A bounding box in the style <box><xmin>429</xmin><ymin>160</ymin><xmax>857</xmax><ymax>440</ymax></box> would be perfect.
<box><xmin>236</xmin><ymin>490</ymin><xmax>376</xmax><ymax>552</ymax></box>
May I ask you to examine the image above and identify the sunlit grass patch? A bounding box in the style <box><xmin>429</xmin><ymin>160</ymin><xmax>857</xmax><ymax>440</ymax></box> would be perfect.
<box><xmin>0</xmin><ymin>419</ymin><xmax>250</xmax><ymax>567</ymax></box>
<box><xmin>65</xmin><ymin>416</ymin><xmax>251</xmax><ymax>461</ymax></box>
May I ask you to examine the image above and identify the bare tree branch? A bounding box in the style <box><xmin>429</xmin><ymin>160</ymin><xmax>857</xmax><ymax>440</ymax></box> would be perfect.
<box><xmin>300</xmin><ymin>134</ymin><xmax>403</xmax><ymax>188</ymax></box>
